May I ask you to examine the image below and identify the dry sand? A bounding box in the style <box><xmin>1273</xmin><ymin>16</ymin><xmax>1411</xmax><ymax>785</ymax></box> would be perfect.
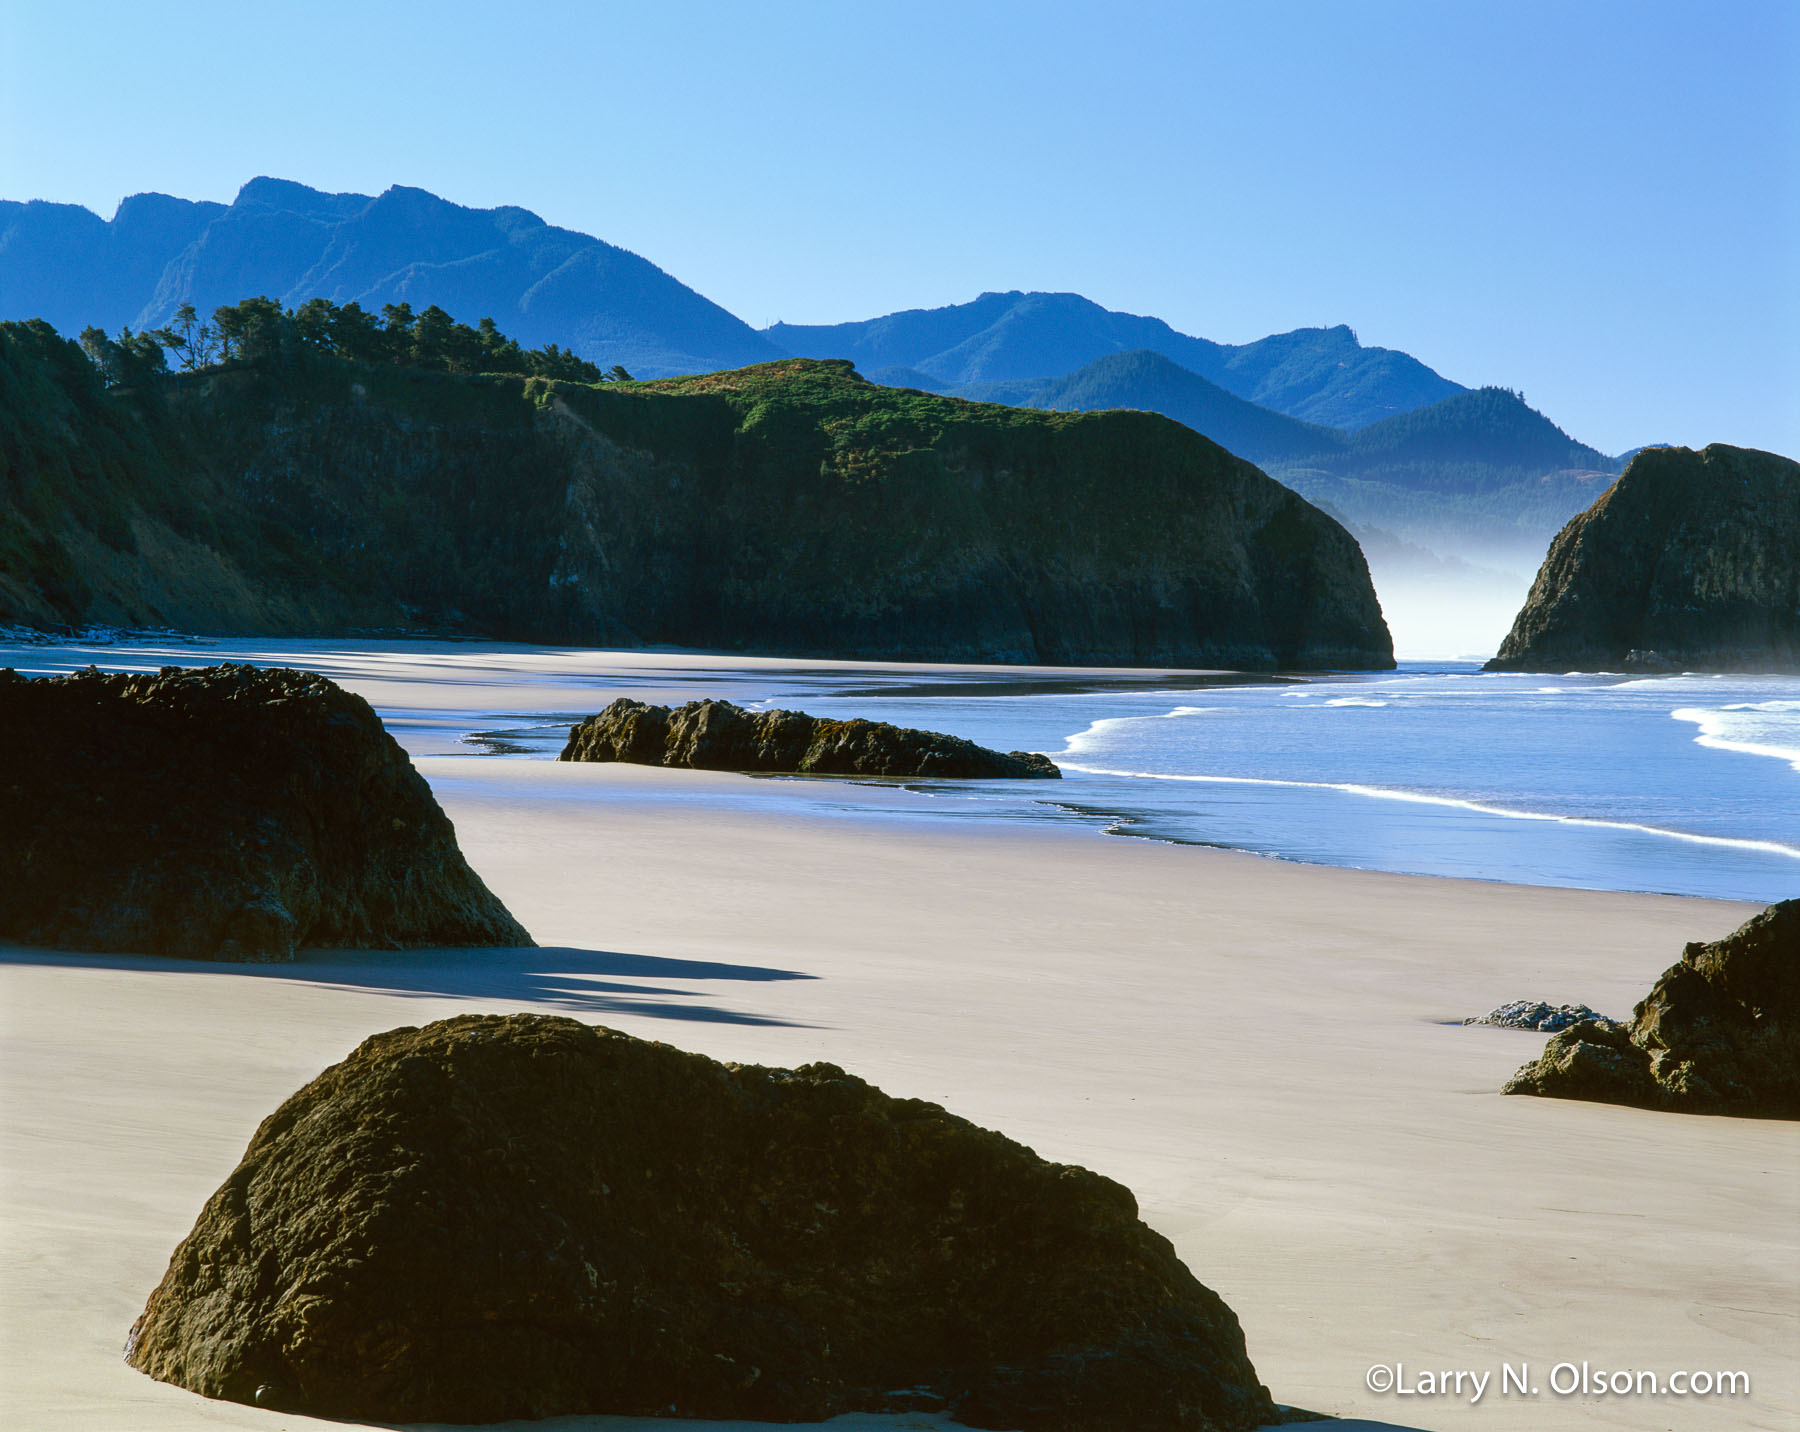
<box><xmin>1</xmin><ymin>644</ymin><xmax>1794</xmax><ymax>1431</ymax></box>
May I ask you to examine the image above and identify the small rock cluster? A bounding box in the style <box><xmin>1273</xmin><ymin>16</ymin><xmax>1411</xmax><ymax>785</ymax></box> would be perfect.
<box><xmin>1618</xmin><ymin>649</ymin><xmax>1680</xmax><ymax>674</ymax></box>
<box><xmin>1464</xmin><ymin>1001</ymin><xmax>1609</xmax><ymax>1032</ymax></box>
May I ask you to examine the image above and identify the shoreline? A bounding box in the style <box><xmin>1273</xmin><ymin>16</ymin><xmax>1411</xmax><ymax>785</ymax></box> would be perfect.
<box><xmin>4</xmin><ymin>754</ymin><xmax>1792</xmax><ymax>1430</ymax></box>
<box><xmin>5</xmin><ymin>634</ymin><xmax>1792</xmax><ymax>902</ymax></box>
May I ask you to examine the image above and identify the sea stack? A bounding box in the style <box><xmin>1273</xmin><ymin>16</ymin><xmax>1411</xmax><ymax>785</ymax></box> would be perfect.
<box><xmin>128</xmin><ymin>1014</ymin><xmax>1280</xmax><ymax>1430</ymax></box>
<box><xmin>0</xmin><ymin>664</ymin><xmax>531</xmax><ymax>959</ymax></box>
<box><xmin>561</xmin><ymin>697</ymin><xmax>1061</xmax><ymax>777</ymax></box>
<box><xmin>1504</xmin><ymin>900</ymin><xmax>1799</xmax><ymax>1117</ymax></box>
<box><xmin>1485</xmin><ymin>444</ymin><xmax>1800</xmax><ymax>673</ymax></box>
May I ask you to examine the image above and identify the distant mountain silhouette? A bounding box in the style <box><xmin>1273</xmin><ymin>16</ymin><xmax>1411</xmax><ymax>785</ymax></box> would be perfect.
<box><xmin>1332</xmin><ymin>386</ymin><xmax>1612</xmax><ymax>478</ymax></box>
<box><xmin>948</xmin><ymin>350</ymin><xmax>1345</xmax><ymax>465</ymax></box>
<box><xmin>0</xmin><ymin>192</ymin><xmax>224</xmax><ymax>339</ymax></box>
<box><xmin>864</xmin><ymin>365</ymin><xmax>952</xmax><ymax>392</ymax></box>
<box><xmin>767</xmin><ymin>291</ymin><xmax>1464</xmax><ymax>429</ymax></box>
<box><xmin>2</xmin><ymin>179</ymin><xmax>1461</xmax><ymax>422</ymax></box>
<box><xmin>0</xmin><ymin>176</ymin><xmax>1625</xmax><ymax>566</ymax></box>
<box><xmin>0</xmin><ymin>178</ymin><xmax>780</xmax><ymax>377</ymax></box>
<box><xmin>899</xmin><ymin>348</ymin><xmax>1620</xmax><ymax>565</ymax></box>
<box><xmin>1263</xmin><ymin>388</ymin><xmax>1620</xmax><ymax>564</ymax></box>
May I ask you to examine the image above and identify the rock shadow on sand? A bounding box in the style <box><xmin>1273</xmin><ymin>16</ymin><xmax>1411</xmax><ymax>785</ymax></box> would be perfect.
<box><xmin>0</xmin><ymin>943</ymin><xmax>818</xmax><ymax>1028</ymax></box>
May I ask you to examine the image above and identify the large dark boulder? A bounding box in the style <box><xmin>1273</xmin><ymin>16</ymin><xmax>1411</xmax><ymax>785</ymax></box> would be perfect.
<box><xmin>561</xmin><ymin>697</ymin><xmax>1062</xmax><ymax>778</ymax></box>
<box><xmin>1504</xmin><ymin>900</ymin><xmax>1799</xmax><ymax>1117</ymax></box>
<box><xmin>128</xmin><ymin>1014</ymin><xmax>1278</xmax><ymax>1430</ymax></box>
<box><xmin>0</xmin><ymin>663</ymin><xmax>530</xmax><ymax>959</ymax></box>
<box><xmin>1486</xmin><ymin>444</ymin><xmax>1800</xmax><ymax>672</ymax></box>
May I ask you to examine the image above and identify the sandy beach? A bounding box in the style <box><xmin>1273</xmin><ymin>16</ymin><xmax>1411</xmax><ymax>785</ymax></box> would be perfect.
<box><xmin>1</xmin><ymin>645</ymin><xmax>1794</xmax><ymax>1432</ymax></box>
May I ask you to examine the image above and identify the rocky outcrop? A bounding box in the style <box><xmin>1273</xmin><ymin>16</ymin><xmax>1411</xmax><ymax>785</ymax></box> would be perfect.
<box><xmin>560</xmin><ymin>698</ymin><xmax>1061</xmax><ymax>778</ymax></box>
<box><xmin>128</xmin><ymin>1013</ymin><xmax>1279</xmax><ymax>1430</ymax></box>
<box><xmin>0</xmin><ymin>664</ymin><xmax>531</xmax><ymax>959</ymax></box>
<box><xmin>2</xmin><ymin>326</ymin><xmax>1394</xmax><ymax>669</ymax></box>
<box><xmin>1486</xmin><ymin>444</ymin><xmax>1800</xmax><ymax>672</ymax></box>
<box><xmin>1503</xmin><ymin>901</ymin><xmax>1799</xmax><ymax>1117</ymax></box>
<box><xmin>1464</xmin><ymin>1001</ymin><xmax>1609</xmax><ymax>1032</ymax></box>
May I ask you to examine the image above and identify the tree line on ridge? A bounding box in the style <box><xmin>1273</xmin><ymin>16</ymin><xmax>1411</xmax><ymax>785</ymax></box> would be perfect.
<box><xmin>76</xmin><ymin>297</ymin><xmax>632</xmax><ymax>390</ymax></box>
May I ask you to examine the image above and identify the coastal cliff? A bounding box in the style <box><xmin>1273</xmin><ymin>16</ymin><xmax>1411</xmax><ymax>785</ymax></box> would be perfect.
<box><xmin>0</xmin><ymin>322</ymin><xmax>1394</xmax><ymax>669</ymax></box>
<box><xmin>1486</xmin><ymin>444</ymin><xmax>1800</xmax><ymax>673</ymax></box>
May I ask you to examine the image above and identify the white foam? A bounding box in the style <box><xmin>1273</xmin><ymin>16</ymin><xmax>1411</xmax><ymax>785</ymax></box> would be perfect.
<box><xmin>1060</xmin><ymin>706</ymin><xmax>1220</xmax><ymax>756</ymax></box>
<box><xmin>1055</xmin><ymin>763</ymin><xmax>1800</xmax><ymax>862</ymax></box>
<box><xmin>1324</xmin><ymin>697</ymin><xmax>1389</xmax><ymax>707</ymax></box>
<box><xmin>1386</xmin><ymin>687</ymin><xmax>1516</xmax><ymax>699</ymax></box>
<box><xmin>1672</xmin><ymin>702</ymin><xmax>1800</xmax><ymax>773</ymax></box>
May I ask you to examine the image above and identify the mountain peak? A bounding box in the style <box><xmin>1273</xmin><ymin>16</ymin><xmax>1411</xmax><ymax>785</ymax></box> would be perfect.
<box><xmin>770</xmin><ymin>292</ymin><xmax>1458</xmax><ymax>428</ymax></box>
<box><xmin>235</xmin><ymin>176</ymin><xmax>326</xmax><ymax>208</ymax></box>
<box><xmin>231</xmin><ymin>177</ymin><xmax>370</xmax><ymax>225</ymax></box>
<box><xmin>0</xmin><ymin>177</ymin><xmax>778</xmax><ymax>378</ymax></box>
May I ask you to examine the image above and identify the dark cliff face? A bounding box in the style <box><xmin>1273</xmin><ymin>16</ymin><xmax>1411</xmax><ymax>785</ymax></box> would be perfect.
<box><xmin>1</xmin><ymin>334</ymin><xmax>1394</xmax><ymax>669</ymax></box>
<box><xmin>1486</xmin><ymin>444</ymin><xmax>1800</xmax><ymax>673</ymax></box>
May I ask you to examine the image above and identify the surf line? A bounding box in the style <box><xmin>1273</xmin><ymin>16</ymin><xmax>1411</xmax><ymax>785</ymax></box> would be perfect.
<box><xmin>1055</xmin><ymin>763</ymin><xmax>1800</xmax><ymax>862</ymax></box>
<box><xmin>1671</xmin><ymin>706</ymin><xmax>1800</xmax><ymax>774</ymax></box>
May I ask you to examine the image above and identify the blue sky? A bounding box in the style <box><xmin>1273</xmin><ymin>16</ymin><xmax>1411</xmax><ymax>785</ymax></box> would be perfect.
<box><xmin>3</xmin><ymin>0</ymin><xmax>1794</xmax><ymax>455</ymax></box>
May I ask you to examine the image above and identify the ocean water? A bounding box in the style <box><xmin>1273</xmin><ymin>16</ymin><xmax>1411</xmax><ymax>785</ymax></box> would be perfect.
<box><xmin>451</xmin><ymin>659</ymin><xmax>1800</xmax><ymax>904</ymax></box>
<box><xmin>7</xmin><ymin>636</ymin><xmax>1795</xmax><ymax>905</ymax></box>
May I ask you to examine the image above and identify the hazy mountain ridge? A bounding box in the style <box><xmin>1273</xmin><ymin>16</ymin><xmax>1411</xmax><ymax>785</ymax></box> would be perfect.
<box><xmin>1337</xmin><ymin>386</ymin><xmax>1612</xmax><ymax>475</ymax></box>
<box><xmin>767</xmin><ymin>291</ymin><xmax>1465</xmax><ymax>430</ymax></box>
<box><xmin>1</xmin><ymin>176</ymin><xmax>1633</xmax><ymax>582</ymax></box>
<box><xmin>948</xmin><ymin>350</ymin><xmax>1345</xmax><ymax>465</ymax></box>
<box><xmin>1265</xmin><ymin>388</ymin><xmax>1620</xmax><ymax>565</ymax></box>
<box><xmin>916</xmin><ymin>348</ymin><xmax>1621</xmax><ymax>567</ymax></box>
<box><xmin>0</xmin><ymin>193</ymin><xmax>224</xmax><ymax>341</ymax></box>
<box><xmin>0</xmin><ymin>179</ymin><xmax>780</xmax><ymax>378</ymax></box>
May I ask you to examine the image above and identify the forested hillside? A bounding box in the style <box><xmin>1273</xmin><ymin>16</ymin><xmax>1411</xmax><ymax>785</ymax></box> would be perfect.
<box><xmin>0</xmin><ymin>317</ymin><xmax>1394</xmax><ymax>669</ymax></box>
